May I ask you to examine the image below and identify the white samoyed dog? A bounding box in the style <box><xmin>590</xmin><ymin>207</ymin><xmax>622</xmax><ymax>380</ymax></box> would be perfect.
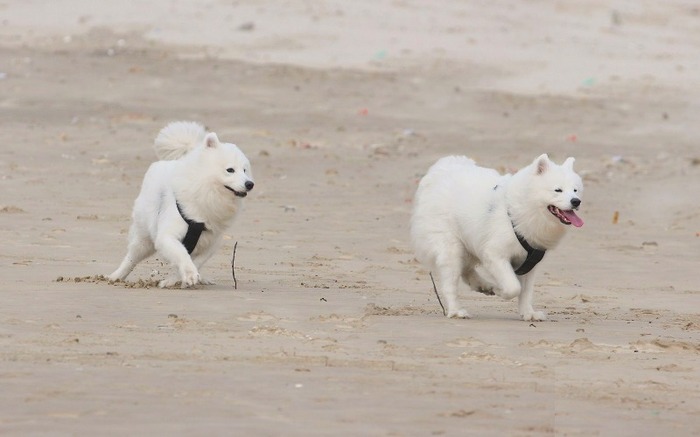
<box><xmin>109</xmin><ymin>121</ymin><xmax>254</xmax><ymax>288</ymax></box>
<box><xmin>411</xmin><ymin>154</ymin><xmax>583</xmax><ymax>321</ymax></box>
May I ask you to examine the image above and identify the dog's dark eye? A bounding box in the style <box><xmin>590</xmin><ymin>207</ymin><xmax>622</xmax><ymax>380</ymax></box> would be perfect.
<box><xmin>574</xmin><ymin>188</ymin><xmax>578</xmax><ymax>193</ymax></box>
<box><xmin>226</xmin><ymin>168</ymin><xmax>235</xmax><ymax>173</ymax></box>
<box><xmin>555</xmin><ymin>188</ymin><xmax>563</xmax><ymax>193</ymax></box>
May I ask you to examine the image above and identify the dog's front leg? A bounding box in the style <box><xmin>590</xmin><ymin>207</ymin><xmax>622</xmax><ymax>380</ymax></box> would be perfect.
<box><xmin>191</xmin><ymin>245</ymin><xmax>219</xmax><ymax>285</ymax></box>
<box><xmin>482</xmin><ymin>256</ymin><xmax>521</xmax><ymax>300</ymax></box>
<box><xmin>518</xmin><ymin>271</ymin><xmax>546</xmax><ymax>321</ymax></box>
<box><xmin>155</xmin><ymin>235</ymin><xmax>200</xmax><ymax>288</ymax></box>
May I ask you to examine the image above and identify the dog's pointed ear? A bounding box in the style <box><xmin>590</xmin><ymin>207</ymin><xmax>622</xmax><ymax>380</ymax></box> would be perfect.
<box><xmin>204</xmin><ymin>132</ymin><xmax>220</xmax><ymax>149</ymax></box>
<box><xmin>563</xmin><ymin>157</ymin><xmax>575</xmax><ymax>170</ymax></box>
<box><xmin>534</xmin><ymin>154</ymin><xmax>549</xmax><ymax>175</ymax></box>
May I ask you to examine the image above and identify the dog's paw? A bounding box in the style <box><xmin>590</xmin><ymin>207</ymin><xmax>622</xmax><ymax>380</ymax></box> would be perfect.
<box><xmin>446</xmin><ymin>308</ymin><xmax>471</xmax><ymax>319</ymax></box>
<box><xmin>473</xmin><ymin>286</ymin><xmax>495</xmax><ymax>296</ymax></box>
<box><xmin>198</xmin><ymin>277</ymin><xmax>215</xmax><ymax>286</ymax></box>
<box><xmin>158</xmin><ymin>277</ymin><xmax>180</xmax><ymax>288</ymax></box>
<box><xmin>521</xmin><ymin>310</ymin><xmax>547</xmax><ymax>322</ymax></box>
<box><xmin>180</xmin><ymin>271</ymin><xmax>201</xmax><ymax>288</ymax></box>
<box><xmin>496</xmin><ymin>287</ymin><xmax>521</xmax><ymax>301</ymax></box>
<box><xmin>466</xmin><ymin>278</ymin><xmax>495</xmax><ymax>295</ymax></box>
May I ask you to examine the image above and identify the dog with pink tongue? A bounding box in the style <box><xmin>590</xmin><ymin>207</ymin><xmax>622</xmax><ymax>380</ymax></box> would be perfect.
<box><xmin>411</xmin><ymin>154</ymin><xmax>584</xmax><ymax>321</ymax></box>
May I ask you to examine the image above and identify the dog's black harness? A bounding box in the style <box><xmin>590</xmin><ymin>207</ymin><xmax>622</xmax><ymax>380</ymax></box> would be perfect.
<box><xmin>176</xmin><ymin>202</ymin><xmax>207</xmax><ymax>254</ymax></box>
<box><xmin>513</xmin><ymin>230</ymin><xmax>546</xmax><ymax>275</ymax></box>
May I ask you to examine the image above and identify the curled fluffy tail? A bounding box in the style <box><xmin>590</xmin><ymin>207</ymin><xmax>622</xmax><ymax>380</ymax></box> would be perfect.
<box><xmin>153</xmin><ymin>121</ymin><xmax>207</xmax><ymax>160</ymax></box>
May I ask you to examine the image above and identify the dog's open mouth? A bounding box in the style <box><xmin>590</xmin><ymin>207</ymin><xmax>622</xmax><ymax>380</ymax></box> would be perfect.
<box><xmin>548</xmin><ymin>205</ymin><xmax>583</xmax><ymax>227</ymax></box>
<box><xmin>224</xmin><ymin>185</ymin><xmax>247</xmax><ymax>198</ymax></box>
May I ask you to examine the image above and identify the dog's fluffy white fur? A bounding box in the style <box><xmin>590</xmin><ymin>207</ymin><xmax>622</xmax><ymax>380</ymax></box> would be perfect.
<box><xmin>109</xmin><ymin>121</ymin><xmax>254</xmax><ymax>288</ymax></box>
<box><xmin>411</xmin><ymin>154</ymin><xmax>583</xmax><ymax>321</ymax></box>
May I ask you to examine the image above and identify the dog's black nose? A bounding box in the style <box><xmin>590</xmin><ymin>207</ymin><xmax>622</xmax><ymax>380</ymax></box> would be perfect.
<box><xmin>245</xmin><ymin>181</ymin><xmax>255</xmax><ymax>191</ymax></box>
<box><xmin>571</xmin><ymin>197</ymin><xmax>581</xmax><ymax>208</ymax></box>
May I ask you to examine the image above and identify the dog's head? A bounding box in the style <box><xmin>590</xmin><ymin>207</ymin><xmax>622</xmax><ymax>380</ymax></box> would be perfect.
<box><xmin>531</xmin><ymin>154</ymin><xmax>583</xmax><ymax>227</ymax></box>
<box><xmin>200</xmin><ymin>133</ymin><xmax>254</xmax><ymax>198</ymax></box>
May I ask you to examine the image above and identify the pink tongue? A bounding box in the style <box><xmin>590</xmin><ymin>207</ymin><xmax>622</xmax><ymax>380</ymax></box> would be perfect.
<box><xmin>563</xmin><ymin>210</ymin><xmax>584</xmax><ymax>227</ymax></box>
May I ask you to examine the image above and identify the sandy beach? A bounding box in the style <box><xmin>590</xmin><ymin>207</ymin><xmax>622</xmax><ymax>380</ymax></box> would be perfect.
<box><xmin>1</xmin><ymin>1</ymin><xmax>699</xmax><ymax>435</ymax></box>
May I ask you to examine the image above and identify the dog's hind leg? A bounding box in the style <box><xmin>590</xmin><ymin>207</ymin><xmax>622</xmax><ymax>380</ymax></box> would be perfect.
<box><xmin>434</xmin><ymin>246</ymin><xmax>471</xmax><ymax>318</ymax></box>
<box><xmin>108</xmin><ymin>232</ymin><xmax>155</xmax><ymax>281</ymax></box>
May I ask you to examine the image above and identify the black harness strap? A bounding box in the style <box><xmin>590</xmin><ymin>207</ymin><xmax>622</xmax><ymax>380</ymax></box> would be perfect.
<box><xmin>176</xmin><ymin>202</ymin><xmax>207</xmax><ymax>254</ymax></box>
<box><xmin>513</xmin><ymin>231</ymin><xmax>546</xmax><ymax>276</ymax></box>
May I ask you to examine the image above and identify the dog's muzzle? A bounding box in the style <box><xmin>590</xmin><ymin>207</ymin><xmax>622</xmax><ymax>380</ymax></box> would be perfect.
<box><xmin>224</xmin><ymin>182</ymin><xmax>254</xmax><ymax>198</ymax></box>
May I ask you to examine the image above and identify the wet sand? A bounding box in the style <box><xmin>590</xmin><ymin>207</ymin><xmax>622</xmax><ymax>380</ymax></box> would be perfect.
<box><xmin>1</xmin><ymin>1</ymin><xmax>699</xmax><ymax>435</ymax></box>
